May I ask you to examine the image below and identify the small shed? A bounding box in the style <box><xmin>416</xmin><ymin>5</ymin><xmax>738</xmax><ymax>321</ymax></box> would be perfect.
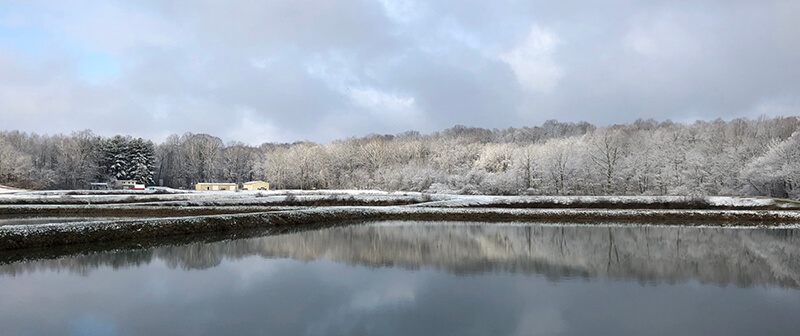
<box><xmin>119</xmin><ymin>180</ymin><xmax>137</xmax><ymax>190</ymax></box>
<box><xmin>195</xmin><ymin>183</ymin><xmax>237</xmax><ymax>191</ymax></box>
<box><xmin>243</xmin><ymin>181</ymin><xmax>270</xmax><ymax>191</ymax></box>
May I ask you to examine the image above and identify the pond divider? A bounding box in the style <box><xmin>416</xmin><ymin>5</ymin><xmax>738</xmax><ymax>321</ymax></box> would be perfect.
<box><xmin>2</xmin><ymin>206</ymin><xmax>800</xmax><ymax>251</ymax></box>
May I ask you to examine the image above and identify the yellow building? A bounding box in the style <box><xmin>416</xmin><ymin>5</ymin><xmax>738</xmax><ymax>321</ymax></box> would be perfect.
<box><xmin>243</xmin><ymin>181</ymin><xmax>270</xmax><ymax>191</ymax></box>
<box><xmin>119</xmin><ymin>180</ymin><xmax>136</xmax><ymax>190</ymax></box>
<box><xmin>195</xmin><ymin>182</ymin><xmax>237</xmax><ymax>191</ymax></box>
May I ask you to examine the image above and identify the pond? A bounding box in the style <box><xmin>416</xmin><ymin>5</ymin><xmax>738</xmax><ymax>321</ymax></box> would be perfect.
<box><xmin>1</xmin><ymin>221</ymin><xmax>799</xmax><ymax>335</ymax></box>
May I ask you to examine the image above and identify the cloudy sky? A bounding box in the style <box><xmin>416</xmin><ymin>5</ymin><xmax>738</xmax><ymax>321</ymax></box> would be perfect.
<box><xmin>1</xmin><ymin>0</ymin><xmax>798</xmax><ymax>144</ymax></box>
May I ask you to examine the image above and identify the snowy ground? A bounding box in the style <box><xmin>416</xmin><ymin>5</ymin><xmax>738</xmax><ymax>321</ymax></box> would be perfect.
<box><xmin>0</xmin><ymin>188</ymin><xmax>408</xmax><ymax>205</ymax></box>
<box><xmin>1</xmin><ymin>188</ymin><xmax>798</xmax><ymax>209</ymax></box>
<box><xmin>0</xmin><ymin>184</ymin><xmax>23</xmax><ymax>194</ymax></box>
<box><xmin>1</xmin><ymin>189</ymin><xmax>800</xmax><ymax>251</ymax></box>
<box><xmin>412</xmin><ymin>195</ymin><xmax>800</xmax><ymax>209</ymax></box>
<box><xmin>2</xmin><ymin>205</ymin><xmax>800</xmax><ymax>250</ymax></box>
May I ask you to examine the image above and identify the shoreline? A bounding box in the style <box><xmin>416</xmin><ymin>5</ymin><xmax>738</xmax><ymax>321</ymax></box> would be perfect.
<box><xmin>2</xmin><ymin>205</ymin><xmax>800</xmax><ymax>251</ymax></box>
<box><xmin>1</xmin><ymin>192</ymin><xmax>799</xmax><ymax>251</ymax></box>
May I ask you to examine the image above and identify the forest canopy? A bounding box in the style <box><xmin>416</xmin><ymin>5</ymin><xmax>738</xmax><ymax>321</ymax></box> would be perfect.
<box><xmin>1</xmin><ymin>116</ymin><xmax>798</xmax><ymax>199</ymax></box>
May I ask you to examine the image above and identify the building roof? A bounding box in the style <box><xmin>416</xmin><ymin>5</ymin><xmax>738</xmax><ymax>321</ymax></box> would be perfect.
<box><xmin>195</xmin><ymin>182</ymin><xmax>237</xmax><ymax>185</ymax></box>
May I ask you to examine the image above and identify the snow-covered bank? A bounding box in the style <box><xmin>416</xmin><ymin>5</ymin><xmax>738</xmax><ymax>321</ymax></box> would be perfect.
<box><xmin>2</xmin><ymin>191</ymin><xmax>799</xmax><ymax>251</ymax></box>
<box><xmin>0</xmin><ymin>204</ymin><xmax>299</xmax><ymax>217</ymax></box>
<box><xmin>2</xmin><ymin>205</ymin><xmax>800</xmax><ymax>251</ymax></box>
<box><xmin>1</xmin><ymin>190</ymin><xmax>798</xmax><ymax>209</ymax></box>
<box><xmin>0</xmin><ymin>189</ymin><xmax>419</xmax><ymax>205</ymax></box>
<box><xmin>0</xmin><ymin>184</ymin><xmax>24</xmax><ymax>194</ymax></box>
<box><xmin>413</xmin><ymin>195</ymin><xmax>800</xmax><ymax>209</ymax></box>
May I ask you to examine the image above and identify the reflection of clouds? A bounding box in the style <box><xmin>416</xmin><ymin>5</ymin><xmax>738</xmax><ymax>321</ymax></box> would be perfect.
<box><xmin>225</xmin><ymin>256</ymin><xmax>282</xmax><ymax>292</ymax></box>
<box><xmin>140</xmin><ymin>260</ymin><xmax>173</xmax><ymax>302</ymax></box>
<box><xmin>3</xmin><ymin>223</ymin><xmax>800</xmax><ymax>289</ymax></box>
<box><xmin>303</xmin><ymin>268</ymin><xmax>420</xmax><ymax>336</ymax></box>
<box><xmin>512</xmin><ymin>308</ymin><xmax>567</xmax><ymax>336</ymax></box>
<box><xmin>1</xmin><ymin>244</ymin><xmax>799</xmax><ymax>335</ymax></box>
<box><xmin>350</xmin><ymin>281</ymin><xmax>416</xmax><ymax>310</ymax></box>
<box><xmin>72</xmin><ymin>314</ymin><xmax>117</xmax><ymax>336</ymax></box>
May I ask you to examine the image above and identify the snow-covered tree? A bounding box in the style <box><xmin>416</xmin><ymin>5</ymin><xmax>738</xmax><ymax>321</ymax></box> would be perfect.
<box><xmin>103</xmin><ymin>135</ymin><xmax>132</xmax><ymax>181</ymax></box>
<box><xmin>2</xmin><ymin>116</ymin><xmax>798</xmax><ymax>195</ymax></box>
<box><xmin>586</xmin><ymin>128</ymin><xmax>627</xmax><ymax>194</ymax></box>
<box><xmin>222</xmin><ymin>142</ymin><xmax>255</xmax><ymax>185</ymax></box>
<box><xmin>742</xmin><ymin>131</ymin><xmax>800</xmax><ymax>199</ymax></box>
<box><xmin>514</xmin><ymin>144</ymin><xmax>538</xmax><ymax>191</ymax></box>
<box><xmin>537</xmin><ymin>137</ymin><xmax>579</xmax><ymax>195</ymax></box>
<box><xmin>56</xmin><ymin>130</ymin><xmax>104</xmax><ymax>189</ymax></box>
<box><xmin>101</xmin><ymin>135</ymin><xmax>154</xmax><ymax>184</ymax></box>
<box><xmin>182</xmin><ymin>133</ymin><xmax>223</xmax><ymax>184</ymax></box>
<box><xmin>0</xmin><ymin>137</ymin><xmax>33</xmax><ymax>188</ymax></box>
<box><xmin>128</xmin><ymin>138</ymin><xmax>155</xmax><ymax>184</ymax></box>
<box><xmin>474</xmin><ymin>143</ymin><xmax>515</xmax><ymax>173</ymax></box>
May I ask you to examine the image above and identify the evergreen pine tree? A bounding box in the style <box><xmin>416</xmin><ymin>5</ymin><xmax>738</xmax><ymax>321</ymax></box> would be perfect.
<box><xmin>102</xmin><ymin>135</ymin><xmax>131</xmax><ymax>181</ymax></box>
<box><xmin>129</xmin><ymin>138</ymin><xmax>155</xmax><ymax>184</ymax></box>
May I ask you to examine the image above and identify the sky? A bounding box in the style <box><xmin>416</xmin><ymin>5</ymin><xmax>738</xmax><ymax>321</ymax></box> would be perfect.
<box><xmin>0</xmin><ymin>0</ymin><xmax>798</xmax><ymax>144</ymax></box>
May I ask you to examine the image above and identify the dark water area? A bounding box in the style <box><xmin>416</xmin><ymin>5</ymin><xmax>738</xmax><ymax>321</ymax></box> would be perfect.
<box><xmin>1</xmin><ymin>221</ymin><xmax>799</xmax><ymax>336</ymax></box>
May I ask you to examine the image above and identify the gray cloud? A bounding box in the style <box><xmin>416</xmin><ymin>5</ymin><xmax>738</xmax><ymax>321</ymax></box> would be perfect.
<box><xmin>0</xmin><ymin>0</ymin><xmax>797</xmax><ymax>143</ymax></box>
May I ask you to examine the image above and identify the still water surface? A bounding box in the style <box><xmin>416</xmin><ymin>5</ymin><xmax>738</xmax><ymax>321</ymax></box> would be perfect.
<box><xmin>1</xmin><ymin>221</ymin><xmax>799</xmax><ymax>335</ymax></box>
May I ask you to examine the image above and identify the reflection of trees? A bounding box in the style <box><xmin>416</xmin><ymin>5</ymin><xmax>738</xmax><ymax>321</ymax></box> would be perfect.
<box><xmin>0</xmin><ymin>249</ymin><xmax>157</xmax><ymax>277</ymax></box>
<box><xmin>1</xmin><ymin>223</ymin><xmax>798</xmax><ymax>288</ymax></box>
<box><xmin>158</xmin><ymin>244</ymin><xmax>224</xmax><ymax>270</ymax></box>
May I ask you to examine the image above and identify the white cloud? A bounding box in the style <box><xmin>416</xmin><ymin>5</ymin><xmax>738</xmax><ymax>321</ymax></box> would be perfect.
<box><xmin>346</xmin><ymin>87</ymin><xmax>426</xmax><ymax>130</ymax></box>
<box><xmin>378</xmin><ymin>0</ymin><xmax>425</xmax><ymax>23</ymax></box>
<box><xmin>225</xmin><ymin>108</ymin><xmax>288</xmax><ymax>145</ymax></box>
<box><xmin>754</xmin><ymin>97</ymin><xmax>800</xmax><ymax>117</ymax></box>
<box><xmin>349</xmin><ymin>88</ymin><xmax>416</xmax><ymax>115</ymax></box>
<box><xmin>250</xmin><ymin>58</ymin><xmax>273</xmax><ymax>70</ymax></box>
<box><xmin>622</xmin><ymin>12</ymin><xmax>703</xmax><ymax>60</ymax></box>
<box><xmin>500</xmin><ymin>26</ymin><xmax>563</xmax><ymax>93</ymax></box>
<box><xmin>1</xmin><ymin>1</ymin><xmax>798</xmax><ymax>143</ymax></box>
<box><xmin>624</xmin><ymin>29</ymin><xmax>658</xmax><ymax>57</ymax></box>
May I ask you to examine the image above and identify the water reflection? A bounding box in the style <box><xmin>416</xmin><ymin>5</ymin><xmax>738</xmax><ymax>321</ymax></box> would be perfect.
<box><xmin>0</xmin><ymin>222</ymin><xmax>799</xmax><ymax>336</ymax></box>
<box><xmin>3</xmin><ymin>222</ymin><xmax>798</xmax><ymax>288</ymax></box>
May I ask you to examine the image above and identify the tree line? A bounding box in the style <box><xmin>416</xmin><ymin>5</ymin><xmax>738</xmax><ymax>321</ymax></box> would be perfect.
<box><xmin>1</xmin><ymin>117</ymin><xmax>798</xmax><ymax>199</ymax></box>
<box><xmin>0</xmin><ymin>131</ymin><xmax>155</xmax><ymax>189</ymax></box>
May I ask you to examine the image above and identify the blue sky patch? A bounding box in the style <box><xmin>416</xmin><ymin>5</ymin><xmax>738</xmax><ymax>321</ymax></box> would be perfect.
<box><xmin>77</xmin><ymin>51</ymin><xmax>121</xmax><ymax>84</ymax></box>
<box><xmin>0</xmin><ymin>22</ymin><xmax>121</xmax><ymax>83</ymax></box>
<box><xmin>0</xmin><ymin>25</ymin><xmax>50</xmax><ymax>55</ymax></box>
